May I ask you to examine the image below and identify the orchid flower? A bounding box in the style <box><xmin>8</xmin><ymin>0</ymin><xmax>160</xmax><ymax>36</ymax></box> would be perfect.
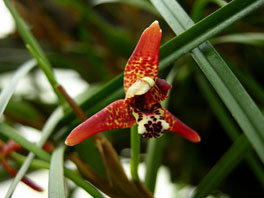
<box><xmin>65</xmin><ymin>21</ymin><xmax>200</xmax><ymax>146</ymax></box>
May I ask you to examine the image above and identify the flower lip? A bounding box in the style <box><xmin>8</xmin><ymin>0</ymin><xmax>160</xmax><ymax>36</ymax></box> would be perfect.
<box><xmin>132</xmin><ymin>107</ymin><xmax>170</xmax><ymax>138</ymax></box>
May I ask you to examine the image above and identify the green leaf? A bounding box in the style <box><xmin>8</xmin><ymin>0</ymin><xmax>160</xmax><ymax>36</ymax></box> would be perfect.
<box><xmin>3</xmin><ymin>0</ymin><xmax>67</xmax><ymax>108</ymax></box>
<box><xmin>195</xmin><ymin>71</ymin><xmax>264</xmax><ymax>188</ymax></box>
<box><xmin>10</xmin><ymin>150</ymin><xmax>103</xmax><ymax>198</ymax></box>
<box><xmin>64</xmin><ymin>169</ymin><xmax>104</xmax><ymax>198</ymax></box>
<box><xmin>49</xmin><ymin>144</ymin><xmax>66</xmax><ymax>198</ymax></box>
<box><xmin>4</xmin><ymin>109</ymin><xmax>64</xmax><ymax>197</ymax></box>
<box><xmin>0</xmin><ymin>59</ymin><xmax>36</xmax><ymax>118</ymax></box>
<box><xmin>92</xmin><ymin>0</ymin><xmax>159</xmax><ymax>16</ymax></box>
<box><xmin>191</xmin><ymin>0</ymin><xmax>227</xmax><ymax>22</ymax></box>
<box><xmin>0</xmin><ymin>124</ymin><xmax>50</xmax><ymax>161</ymax></box>
<box><xmin>157</xmin><ymin>0</ymin><xmax>264</xmax><ymax>67</ymax></box>
<box><xmin>194</xmin><ymin>135</ymin><xmax>250</xmax><ymax>198</ymax></box>
<box><xmin>26</xmin><ymin>45</ymin><xmax>67</xmax><ymax>109</ymax></box>
<box><xmin>151</xmin><ymin>0</ymin><xmax>264</xmax><ymax>164</ymax></box>
<box><xmin>5</xmin><ymin>100</ymin><xmax>45</xmax><ymax>128</ymax></box>
<box><xmin>230</xmin><ymin>66</ymin><xmax>264</xmax><ymax>104</ymax></box>
<box><xmin>212</xmin><ymin>33</ymin><xmax>264</xmax><ymax>46</ymax></box>
<box><xmin>2</xmin><ymin>1</ymin><xmax>48</xmax><ymax>63</ymax></box>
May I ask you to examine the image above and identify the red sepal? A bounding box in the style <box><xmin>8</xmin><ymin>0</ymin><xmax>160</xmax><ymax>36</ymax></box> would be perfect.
<box><xmin>163</xmin><ymin>109</ymin><xmax>201</xmax><ymax>142</ymax></box>
<box><xmin>65</xmin><ymin>99</ymin><xmax>136</xmax><ymax>146</ymax></box>
<box><xmin>124</xmin><ymin>21</ymin><xmax>162</xmax><ymax>93</ymax></box>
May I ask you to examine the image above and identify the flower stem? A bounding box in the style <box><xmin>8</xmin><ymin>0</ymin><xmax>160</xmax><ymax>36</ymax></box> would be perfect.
<box><xmin>130</xmin><ymin>125</ymin><xmax>140</xmax><ymax>181</ymax></box>
<box><xmin>144</xmin><ymin>136</ymin><xmax>165</xmax><ymax>192</ymax></box>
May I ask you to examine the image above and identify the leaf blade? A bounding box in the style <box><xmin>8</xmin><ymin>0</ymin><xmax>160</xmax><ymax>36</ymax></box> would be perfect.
<box><xmin>49</xmin><ymin>144</ymin><xmax>66</xmax><ymax>198</ymax></box>
<box><xmin>0</xmin><ymin>124</ymin><xmax>50</xmax><ymax>161</ymax></box>
<box><xmin>0</xmin><ymin>59</ymin><xmax>36</xmax><ymax>118</ymax></box>
<box><xmin>151</xmin><ymin>0</ymin><xmax>264</xmax><ymax>163</ymax></box>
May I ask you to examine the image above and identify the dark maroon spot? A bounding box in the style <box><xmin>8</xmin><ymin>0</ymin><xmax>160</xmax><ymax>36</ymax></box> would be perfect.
<box><xmin>153</xmin><ymin>123</ymin><xmax>162</xmax><ymax>132</ymax></box>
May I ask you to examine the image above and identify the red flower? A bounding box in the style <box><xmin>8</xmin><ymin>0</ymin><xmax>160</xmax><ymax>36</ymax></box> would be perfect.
<box><xmin>65</xmin><ymin>21</ymin><xmax>200</xmax><ymax>146</ymax></box>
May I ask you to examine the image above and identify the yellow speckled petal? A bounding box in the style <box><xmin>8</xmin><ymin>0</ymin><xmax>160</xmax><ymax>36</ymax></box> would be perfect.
<box><xmin>124</xmin><ymin>21</ymin><xmax>162</xmax><ymax>93</ymax></box>
<box><xmin>65</xmin><ymin>100</ymin><xmax>136</xmax><ymax>146</ymax></box>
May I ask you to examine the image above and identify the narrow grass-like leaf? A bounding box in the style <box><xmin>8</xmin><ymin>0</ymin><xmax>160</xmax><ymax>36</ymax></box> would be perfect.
<box><xmin>0</xmin><ymin>124</ymin><xmax>50</xmax><ymax>161</ymax></box>
<box><xmin>212</xmin><ymin>33</ymin><xmax>264</xmax><ymax>46</ymax></box>
<box><xmin>2</xmin><ymin>0</ymin><xmax>48</xmax><ymax>63</ymax></box>
<box><xmin>151</xmin><ymin>0</ymin><xmax>264</xmax><ymax>163</ymax></box>
<box><xmin>158</xmin><ymin>0</ymin><xmax>264</xmax><ymax>68</ymax></box>
<box><xmin>193</xmin><ymin>135</ymin><xmax>250</xmax><ymax>198</ymax></box>
<box><xmin>64</xmin><ymin>169</ymin><xmax>104</xmax><ymax>198</ymax></box>
<box><xmin>191</xmin><ymin>0</ymin><xmax>227</xmax><ymax>22</ymax></box>
<box><xmin>92</xmin><ymin>0</ymin><xmax>159</xmax><ymax>16</ymax></box>
<box><xmin>130</xmin><ymin>125</ymin><xmax>140</xmax><ymax>181</ymax></box>
<box><xmin>0</xmin><ymin>59</ymin><xmax>36</xmax><ymax>118</ymax></box>
<box><xmin>10</xmin><ymin>152</ymin><xmax>103</xmax><ymax>198</ymax></box>
<box><xmin>26</xmin><ymin>45</ymin><xmax>67</xmax><ymax>108</ymax></box>
<box><xmin>5</xmin><ymin>153</ymin><xmax>35</xmax><ymax>198</ymax></box>
<box><xmin>11</xmin><ymin>152</ymin><xmax>50</xmax><ymax>170</ymax></box>
<box><xmin>5</xmin><ymin>109</ymin><xmax>64</xmax><ymax>197</ymax></box>
<box><xmin>230</xmin><ymin>66</ymin><xmax>264</xmax><ymax>104</ymax></box>
<box><xmin>195</xmin><ymin>72</ymin><xmax>242</xmax><ymax>140</ymax></box>
<box><xmin>3</xmin><ymin>0</ymin><xmax>67</xmax><ymax>107</ymax></box>
<box><xmin>49</xmin><ymin>144</ymin><xmax>66</xmax><ymax>198</ymax></box>
<box><xmin>195</xmin><ymin>71</ymin><xmax>264</xmax><ymax>187</ymax></box>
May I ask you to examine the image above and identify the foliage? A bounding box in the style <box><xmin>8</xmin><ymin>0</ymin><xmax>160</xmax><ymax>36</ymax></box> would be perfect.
<box><xmin>0</xmin><ymin>0</ymin><xmax>264</xmax><ymax>197</ymax></box>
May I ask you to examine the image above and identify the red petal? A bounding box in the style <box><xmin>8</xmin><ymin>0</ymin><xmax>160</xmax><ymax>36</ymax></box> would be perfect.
<box><xmin>163</xmin><ymin>109</ymin><xmax>201</xmax><ymax>142</ymax></box>
<box><xmin>124</xmin><ymin>21</ymin><xmax>162</xmax><ymax>93</ymax></box>
<box><xmin>65</xmin><ymin>99</ymin><xmax>136</xmax><ymax>146</ymax></box>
